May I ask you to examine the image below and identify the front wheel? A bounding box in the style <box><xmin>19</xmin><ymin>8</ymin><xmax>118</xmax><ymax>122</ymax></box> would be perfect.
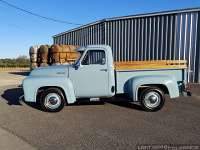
<box><xmin>140</xmin><ymin>87</ymin><xmax>165</xmax><ymax>112</ymax></box>
<box><xmin>40</xmin><ymin>88</ymin><xmax>66</xmax><ymax>112</ymax></box>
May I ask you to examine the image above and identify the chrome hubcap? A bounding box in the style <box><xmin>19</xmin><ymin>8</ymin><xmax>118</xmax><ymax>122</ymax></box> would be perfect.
<box><xmin>44</xmin><ymin>93</ymin><xmax>61</xmax><ymax>109</ymax></box>
<box><xmin>144</xmin><ymin>91</ymin><xmax>161</xmax><ymax>108</ymax></box>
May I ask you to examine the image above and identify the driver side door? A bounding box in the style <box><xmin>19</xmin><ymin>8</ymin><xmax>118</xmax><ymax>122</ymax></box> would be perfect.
<box><xmin>70</xmin><ymin>49</ymin><xmax>109</xmax><ymax>98</ymax></box>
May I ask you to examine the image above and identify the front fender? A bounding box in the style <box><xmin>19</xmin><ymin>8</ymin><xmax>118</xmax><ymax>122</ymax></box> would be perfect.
<box><xmin>23</xmin><ymin>76</ymin><xmax>76</xmax><ymax>104</ymax></box>
<box><xmin>127</xmin><ymin>75</ymin><xmax>179</xmax><ymax>101</ymax></box>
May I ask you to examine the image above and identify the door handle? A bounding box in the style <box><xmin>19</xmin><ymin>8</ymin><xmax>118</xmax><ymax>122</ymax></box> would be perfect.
<box><xmin>100</xmin><ymin>69</ymin><xmax>107</xmax><ymax>72</ymax></box>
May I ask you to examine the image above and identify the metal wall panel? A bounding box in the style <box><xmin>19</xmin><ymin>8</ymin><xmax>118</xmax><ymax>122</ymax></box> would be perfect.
<box><xmin>54</xmin><ymin>22</ymin><xmax>105</xmax><ymax>46</ymax></box>
<box><xmin>53</xmin><ymin>10</ymin><xmax>200</xmax><ymax>83</ymax></box>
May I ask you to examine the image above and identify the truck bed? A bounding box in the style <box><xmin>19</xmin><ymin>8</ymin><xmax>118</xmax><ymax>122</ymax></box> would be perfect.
<box><xmin>114</xmin><ymin>60</ymin><xmax>187</xmax><ymax>70</ymax></box>
<box><xmin>114</xmin><ymin>60</ymin><xmax>187</xmax><ymax>94</ymax></box>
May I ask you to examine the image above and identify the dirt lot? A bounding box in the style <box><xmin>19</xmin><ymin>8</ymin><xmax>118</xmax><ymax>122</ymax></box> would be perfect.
<box><xmin>0</xmin><ymin>71</ymin><xmax>200</xmax><ymax>150</ymax></box>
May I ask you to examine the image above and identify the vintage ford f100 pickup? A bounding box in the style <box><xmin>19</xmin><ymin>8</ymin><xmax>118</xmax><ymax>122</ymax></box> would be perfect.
<box><xmin>23</xmin><ymin>45</ymin><xmax>190</xmax><ymax>112</ymax></box>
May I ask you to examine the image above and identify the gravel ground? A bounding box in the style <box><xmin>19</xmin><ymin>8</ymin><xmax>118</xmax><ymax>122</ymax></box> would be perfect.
<box><xmin>0</xmin><ymin>71</ymin><xmax>28</xmax><ymax>86</ymax></box>
<box><xmin>0</xmin><ymin>71</ymin><xmax>200</xmax><ymax>150</ymax></box>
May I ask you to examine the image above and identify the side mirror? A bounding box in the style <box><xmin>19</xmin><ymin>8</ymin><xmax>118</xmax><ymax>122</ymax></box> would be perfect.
<box><xmin>74</xmin><ymin>62</ymin><xmax>80</xmax><ymax>70</ymax></box>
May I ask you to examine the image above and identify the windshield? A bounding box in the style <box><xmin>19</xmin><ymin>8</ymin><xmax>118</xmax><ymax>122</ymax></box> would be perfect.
<box><xmin>74</xmin><ymin>51</ymin><xmax>84</xmax><ymax>65</ymax></box>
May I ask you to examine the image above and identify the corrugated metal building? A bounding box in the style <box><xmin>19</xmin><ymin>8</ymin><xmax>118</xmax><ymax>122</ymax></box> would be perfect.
<box><xmin>53</xmin><ymin>8</ymin><xmax>200</xmax><ymax>83</ymax></box>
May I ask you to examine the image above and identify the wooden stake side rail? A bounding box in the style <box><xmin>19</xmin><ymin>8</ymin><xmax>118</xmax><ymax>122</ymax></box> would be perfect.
<box><xmin>114</xmin><ymin>60</ymin><xmax>187</xmax><ymax>70</ymax></box>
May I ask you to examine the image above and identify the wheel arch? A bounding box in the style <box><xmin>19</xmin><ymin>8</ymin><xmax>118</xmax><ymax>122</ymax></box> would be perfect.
<box><xmin>128</xmin><ymin>75</ymin><xmax>179</xmax><ymax>102</ymax></box>
<box><xmin>138</xmin><ymin>84</ymin><xmax>169</xmax><ymax>98</ymax></box>
<box><xmin>36</xmin><ymin>86</ymin><xmax>67</xmax><ymax>104</ymax></box>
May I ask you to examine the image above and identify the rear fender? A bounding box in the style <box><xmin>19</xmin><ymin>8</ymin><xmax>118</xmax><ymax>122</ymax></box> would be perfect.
<box><xmin>127</xmin><ymin>75</ymin><xmax>179</xmax><ymax>101</ymax></box>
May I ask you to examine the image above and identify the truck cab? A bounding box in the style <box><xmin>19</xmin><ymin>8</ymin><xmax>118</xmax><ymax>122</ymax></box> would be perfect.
<box><xmin>69</xmin><ymin>45</ymin><xmax>115</xmax><ymax>98</ymax></box>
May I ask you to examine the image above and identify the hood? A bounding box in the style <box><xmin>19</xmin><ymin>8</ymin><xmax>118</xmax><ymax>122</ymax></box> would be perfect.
<box><xmin>30</xmin><ymin>65</ymin><xmax>71</xmax><ymax>77</ymax></box>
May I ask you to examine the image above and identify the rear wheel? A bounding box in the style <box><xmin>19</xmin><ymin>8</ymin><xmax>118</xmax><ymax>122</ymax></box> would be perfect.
<box><xmin>40</xmin><ymin>88</ymin><xmax>65</xmax><ymax>112</ymax></box>
<box><xmin>140</xmin><ymin>87</ymin><xmax>165</xmax><ymax>111</ymax></box>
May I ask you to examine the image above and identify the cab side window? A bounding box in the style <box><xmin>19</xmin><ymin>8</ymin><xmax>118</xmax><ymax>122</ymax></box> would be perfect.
<box><xmin>82</xmin><ymin>50</ymin><xmax>106</xmax><ymax>65</ymax></box>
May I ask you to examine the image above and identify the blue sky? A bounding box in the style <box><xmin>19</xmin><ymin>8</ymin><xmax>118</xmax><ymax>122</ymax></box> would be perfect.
<box><xmin>0</xmin><ymin>0</ymin><xmax>200</xmax><ymax>58</ymax></box>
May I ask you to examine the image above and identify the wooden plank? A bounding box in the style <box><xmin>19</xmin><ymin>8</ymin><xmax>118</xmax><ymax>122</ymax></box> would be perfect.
<box><xmin>115</xmin><ymin>60</ymin><xmax>187</xmax><ymax>65</ymax></box>
<box><xmin>114</xmin><ymin>60</ymin><xmax>187</xmax><ymax>70</ymax></box>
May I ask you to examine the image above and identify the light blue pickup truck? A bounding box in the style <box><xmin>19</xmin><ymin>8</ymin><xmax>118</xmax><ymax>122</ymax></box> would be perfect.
<box><xmin>23</xmin><ymin>45</ymin><xmax>190</xmax><ymax>112</ymax></box>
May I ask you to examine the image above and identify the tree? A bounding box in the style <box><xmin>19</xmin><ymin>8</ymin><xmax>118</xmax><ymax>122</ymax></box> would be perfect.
<box><xmin>0</xmin><ymin>55</ymin><xmax>30</xmax><ymax>68</ymax></box>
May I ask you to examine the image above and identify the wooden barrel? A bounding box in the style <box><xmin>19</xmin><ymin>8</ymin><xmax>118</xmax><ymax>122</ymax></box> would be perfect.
<box><xmin>60</xmin><ymin>45</ymin><xmax>71</xmax><ymax>64</ymax></box>
<box><xmin>37</xmin><ymin>45</ymin><xmax>49</xmax><ymax>67</ymax></box>
<box><xmin>67</xmin><ymin>45</ymin><xmax>80</xmax><ymax>63</ymax></box>
<box><xmin>49</xmin><ymin>44</ymin><xmax>61</xmax><ymax>64</ymax></box>
<box><xmin>39</xmin><ymin>63</ymin><xmax>49</xmax><ymax>67</ymax></box>
<box><xmin>30</xmin><ymin>63</ymin><xmax>38</xmax><ymax>70</ymax></box>
<box><xmin>29</xmin><ymin>45</ymin><xmax>39</xmax><ymax>70</ymax></box>
<box><xmin>29</xmin><ymin>46</ymin><xmax>39</xmax><ymax>63</ymax></box>
<box><xmin>49</xmin><ymin>44</ymin><xmax>79</xmax><ymax>65</ymax></box>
